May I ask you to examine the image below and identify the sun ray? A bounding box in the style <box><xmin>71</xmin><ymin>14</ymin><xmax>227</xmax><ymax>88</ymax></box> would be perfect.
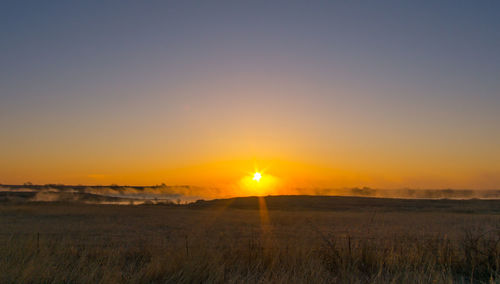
<box><xmin>258</xmin><ymin>196</ymin><xmax>274</xmax><ymax>250</ymax></box>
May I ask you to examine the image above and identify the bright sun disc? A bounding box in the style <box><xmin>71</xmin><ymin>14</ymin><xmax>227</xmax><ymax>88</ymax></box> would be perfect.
<box><xmin>253</xmin><ymin>172</ymin><xmax>262</xmax><ymax>182</ymax></box>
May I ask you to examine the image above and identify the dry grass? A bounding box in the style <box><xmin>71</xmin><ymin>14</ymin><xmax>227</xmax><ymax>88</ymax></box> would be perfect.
<box><xmin>0</xmin><ymin>197</ymin><xmax>499</xmax><ymax>283</ymax></box>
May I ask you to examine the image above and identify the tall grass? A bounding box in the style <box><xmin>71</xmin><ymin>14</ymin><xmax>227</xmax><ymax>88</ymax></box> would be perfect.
<box><xmin>1</xmin><ymin>229</ymin><xmax>498</xmax><ymax>283</ymax></box>
<box><xmin>0</xmin><ymin>203</ymin><xmax>498</xmax><ymax>283</ymax></box>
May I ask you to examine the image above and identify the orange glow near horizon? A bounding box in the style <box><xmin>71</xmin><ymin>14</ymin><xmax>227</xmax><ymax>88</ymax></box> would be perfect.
<box><xmin>2</xmin><ymin>156</ymin><xmax>500</xmax><ymax>197</ymax></box>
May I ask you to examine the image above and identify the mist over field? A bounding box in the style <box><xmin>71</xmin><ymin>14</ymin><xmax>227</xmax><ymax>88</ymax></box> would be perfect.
<box><xmin>0</xmin><ymin>184</ymin><xmax>202</xmax><ymax>204</ymax></box>
<box><xmin>1</xmin><ymin>184</ymin><xmax>500</xmax><ymax>205</ymax></box>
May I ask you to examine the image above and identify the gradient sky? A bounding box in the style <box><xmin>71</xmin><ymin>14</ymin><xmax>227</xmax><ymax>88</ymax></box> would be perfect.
<box><xmin>1</xmin><ymin>1</ymin><xmax>499</xmax><ymax>193</ymax></box>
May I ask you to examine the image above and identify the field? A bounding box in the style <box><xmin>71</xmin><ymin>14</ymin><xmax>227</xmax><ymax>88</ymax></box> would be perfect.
<box><xmin>1</xmin><ymin>196</ymin><xmax>499</xmax><ymax>283</ymax></box>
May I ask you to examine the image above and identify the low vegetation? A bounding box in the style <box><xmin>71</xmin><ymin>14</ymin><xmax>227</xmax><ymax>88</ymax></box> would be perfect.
<box><xmin>0</xmin><ymin>196</ymin><xmax>499</xmax><ymax>283</ymax></box>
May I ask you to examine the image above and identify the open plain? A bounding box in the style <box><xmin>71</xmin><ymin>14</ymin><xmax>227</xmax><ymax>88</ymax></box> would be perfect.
<box><xmin>1</xmin><ymin>196</ymin><xmax>499</xmax><ymax>283</ymax></box>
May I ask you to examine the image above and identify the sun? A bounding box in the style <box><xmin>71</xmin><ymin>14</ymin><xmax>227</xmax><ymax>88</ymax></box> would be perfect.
<box><xmin>240</xmin><ymin>169</ymin><xmax>278</xmax><ymax>196</ymax></box>
<box><xmin>253</xmin><ymin>172</ymin><xmax>262</xmax><ymax>182</ymax></box>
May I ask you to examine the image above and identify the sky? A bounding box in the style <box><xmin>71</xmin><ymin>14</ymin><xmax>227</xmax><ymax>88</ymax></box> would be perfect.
<box><xmin>1</xmin><ymin>1</ymin><xmax>499</xmax><ymax>194</ymax></box>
